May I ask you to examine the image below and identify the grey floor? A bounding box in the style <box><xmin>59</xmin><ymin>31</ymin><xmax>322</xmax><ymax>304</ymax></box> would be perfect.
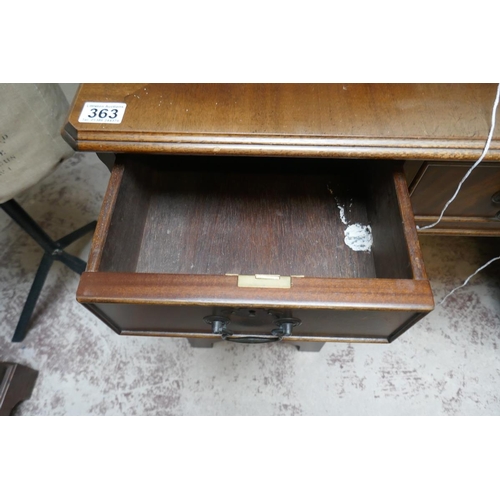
<box><xmin>1</xmin><ymin>86</ymin><xmax>499</xmax><ymax>415</ymax></box>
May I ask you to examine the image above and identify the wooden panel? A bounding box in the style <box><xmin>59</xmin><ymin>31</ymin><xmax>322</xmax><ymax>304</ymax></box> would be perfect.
<box><xmin>144</xmin><ymin>332</ymin><xmax>389</xmax><ymax>345</ymax></box>
<box><xmin>91</xmin><ymin>301</ymin><xmax>421</xmax><ymax>343</ymax></box>
<box><xmin>367</xmin><ymin>166</ymin><xmax>414</xmax><ymax>279</ymax></box>
<box><xmin>99</xmin><ymin>160</ymin><xmax>151</xmax><ymax>272</ymax></box>
<box><xmin>415</xmin><ymin>216</ymin><xmax>500</xmax><ymax>236</ymax></box>
<box><xmin>404</xmin><ymin>161</ymin><xmax>424</xmax><ymax>187</ymax></box>
<box><xmin>410</xmin><ymin>162</ymin><xmax>500</xmax><ymax>218</ymax></box>
<box><xmin>133</xmin><ymin>157</ymin><xmax>376</xmax><ymax>278</ymax></box>
<box><xmin>64</xmin><ymin>84</ymin><xmax>500</xmax><ymax>161</ymax></box>
<box><xmin>77</xmin><ymin>273</ymin><xmax>434</xmax><ymax>312</ymax></box>
<box><xmin>393</xmin><ymin>169</ymin><xmax>429</xmax><ymax>280</ymax></box>
<box><xmin>86</xmin><ymin>164</ymin><xmax>124</xmax><ymax>272</ymax></box>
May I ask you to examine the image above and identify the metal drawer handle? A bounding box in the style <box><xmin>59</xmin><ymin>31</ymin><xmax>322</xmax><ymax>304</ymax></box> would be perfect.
<box><xmin>203</xmin><ymin>315</ymin><xmax>301</xmax><ymax>344</ymax></box>
<box><xmin>492</xmin><ymin>191</ymin><xmax>500</xmax><ymax>206</ymax></box>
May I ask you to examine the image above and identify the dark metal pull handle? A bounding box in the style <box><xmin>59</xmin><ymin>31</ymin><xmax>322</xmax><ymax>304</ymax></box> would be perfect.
<box><xmin>203</xmin><ymin>315</ymin><xmax>301</xmax><ymax>344</ymax></box>
<box><xmin>491</xmin><ymin>191</ymin><xmax>500</xmax><ymax>206</ymax></box>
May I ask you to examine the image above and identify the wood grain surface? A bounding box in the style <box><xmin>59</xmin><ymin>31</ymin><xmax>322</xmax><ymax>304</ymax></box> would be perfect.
<box><xmin>64</xmin><ymin>84</ymin><xmax>500</xmax><ymax>160</ymax></box>
<box><xmin>409</xmin><ymin>161</ymin><xmax>500</xmax><ymax>235</ymax></box>
<box><xmin>414</xmin><ymin>216</ymin><xmax>500</xmax><ymax>236</ymax></box>
<box><xmin>93</xmin><ymin>156</ymin><xmax>419</xmax><ymax>280</ymax></box>
<box><xmin>78</xmin><ymin>155</ymin><xmax>434</xmax><ymax>343</ymax></box>
<box><xmin>410</xmin><ymin>162</ymin><xmax>500</xmax><ymax>217</ymax></box>
<box><xmin>86</xmin><ymin>163</ymin><xmax>124</xmax><ymax>272</ymax></box>
<box><xmin>134</xmin><ymin>158</ymin><xmax>376</xmax><ymax>278</ymax></box>
<box><xmin>77</xmin><ymin>273</ymin><xmax>434</xmax><ymax>311</ymax></box>
<box><xmin>88</xmin><ymin>300</ymin><xmax>423</xmax><ymax>343</ymax></box>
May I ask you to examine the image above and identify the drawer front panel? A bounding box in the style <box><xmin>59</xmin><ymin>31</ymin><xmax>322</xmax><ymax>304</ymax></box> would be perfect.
<box><xmin>89</xmin><ymin>302</ymin><xmax>422</xmax><ymax>344</ymax></box>
<box><xmin>78</xmin><ymin>273</ymin><xmax>433</xmax><ymax>344</ymax></box>
<box><xmin>410</xmin><ymin>162</ymin><xmax>500</xmax><ymax>218</ymax></box>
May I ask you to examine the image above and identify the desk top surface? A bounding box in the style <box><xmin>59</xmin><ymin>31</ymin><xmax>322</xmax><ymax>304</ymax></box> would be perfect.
<box><xmin>64</xmin><ymin>83</ymin><xmax>500</xmax><ymax>161</ymax></box>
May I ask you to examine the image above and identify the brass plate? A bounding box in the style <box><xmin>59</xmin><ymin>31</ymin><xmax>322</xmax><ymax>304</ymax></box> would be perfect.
<box><xmin>237</xmin><ymin>274</ymin><xmax>292</xmax><ymax>289</ymax></box>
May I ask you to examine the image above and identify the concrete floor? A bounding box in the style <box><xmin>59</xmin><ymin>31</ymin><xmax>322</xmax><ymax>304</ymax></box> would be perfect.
<box><xmin>1</xmin><ymin>86</ymin><xmax>499</xmax><ymax>415</ymax></box>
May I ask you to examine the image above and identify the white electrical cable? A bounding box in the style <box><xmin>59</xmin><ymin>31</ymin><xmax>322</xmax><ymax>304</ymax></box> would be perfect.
<box><xmin>418</xmin><ymin>83</ymin><xmax>500</xmax><ymax>231</ymax></box>
<box><xmin>439</xmin><ymin>256</ymin><xmax>500</xmax><ymax>305</ymax></box>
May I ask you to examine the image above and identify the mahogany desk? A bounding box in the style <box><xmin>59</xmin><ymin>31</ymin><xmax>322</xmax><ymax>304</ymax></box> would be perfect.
<box><xmin>63</xmin><ymin>84</ymin><xmax>500</xmax><ymax>350</ymax></box>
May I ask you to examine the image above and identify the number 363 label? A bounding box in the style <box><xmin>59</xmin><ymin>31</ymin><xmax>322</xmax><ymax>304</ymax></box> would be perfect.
<box><xmin>78</xmin><ymin>102</ymin><xmax>127</xmax><ymax>124</ymax></box>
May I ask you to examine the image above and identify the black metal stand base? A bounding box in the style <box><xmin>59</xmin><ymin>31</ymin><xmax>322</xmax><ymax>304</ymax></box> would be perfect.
<box><xmin>1</xmin><ymin>199</ymin><xmax>96</xmax><ymax>343</ymax></box>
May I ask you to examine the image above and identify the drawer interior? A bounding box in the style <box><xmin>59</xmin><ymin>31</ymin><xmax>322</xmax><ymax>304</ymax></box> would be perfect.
<box><xmin>97</xmin><ymin>156</ymin><xmax>414</xmax><ymax>280</ymax></box>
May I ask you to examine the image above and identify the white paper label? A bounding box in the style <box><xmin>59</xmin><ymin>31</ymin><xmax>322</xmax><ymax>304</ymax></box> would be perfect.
<box><xmin>78</xmin><ymin>102</ymin><xmax>127</xmax><ymax>124</ymax></box>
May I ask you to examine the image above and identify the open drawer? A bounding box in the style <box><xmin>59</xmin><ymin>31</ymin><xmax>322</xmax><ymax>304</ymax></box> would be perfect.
<box><xmin>77</xmin><ymin>155</ymin><xmax>434</xmax><ymax>347</ymax></box>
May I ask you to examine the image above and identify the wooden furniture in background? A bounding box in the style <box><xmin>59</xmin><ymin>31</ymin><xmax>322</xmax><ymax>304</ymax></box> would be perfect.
<box><xmin>407</xmin><ymin>161</ymin><xmax>500</xmax><ymax>235</ymax></box>
<box><xmin>63</xmin><ymin>84</ymin><xmax>500</xmax><ymax>348</ymax></box>
<box><xmin>0</xmin><ymin>362</ymin><xmax>38</xmax><ymax>416</ymax></box>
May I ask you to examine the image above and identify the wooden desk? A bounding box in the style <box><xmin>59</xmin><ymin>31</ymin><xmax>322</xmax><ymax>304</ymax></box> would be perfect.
<box><xmin>63</xmin><ymin>84</ymin><xmax>500</xmax><ymax>349</ymax></box>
